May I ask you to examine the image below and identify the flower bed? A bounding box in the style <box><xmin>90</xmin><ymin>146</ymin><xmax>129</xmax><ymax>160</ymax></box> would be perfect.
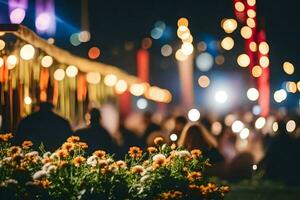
<box><xmin>0</xmin><ymin>133</ymin><xmax>229</xmax><ymax>200</ymax></box>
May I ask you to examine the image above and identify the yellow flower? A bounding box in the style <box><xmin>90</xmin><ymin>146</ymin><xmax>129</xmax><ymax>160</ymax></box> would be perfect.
<box><xmin>66</xmin><ymin>136</ymin><xmax>80</xmax><ymax>143</ymax></box>
<box><xmin>93</xmin><ymin>150</ymin><xmax>106</xmax><ymax>159</ymax></box>
<box><xmin>154</xmin><ymin>137</ymin><xmax>164</xmax><ymax>145</ymax></box>
<box><xmin>187</xmin><ymin>171</ymin><xmax>202</xmax><ymax>182</ymax></box>
<box><xmin>73</xmin><ymin>156</ymin><xmax>86</xmax><ymax>167</ymax></box>
<box><xmin>61</xmin><ymin>142</ymin><xmax>74</xmax><ymax>151</ymax></box>
<box><xmin>191</xmin><ymin>149</ymin><xmax>202</xmax><ymax>158</ymax></box>
<box><xmin>219</xmin><ymin>185</ymin><xmax>230</xmax><ymax>196</ymax></box>
<box><xmin>9</xmin><ymin>146</ymin><xmax>22</xmax><ymax>156</ymax></box>
<box><xmin>77</xmin><ymin>142</ymin><xmax>88</xmax><ymax>149</ymax></box>
<box><xmin>58</xmin><ymin>160</ymin><xmax>68</xmax><ymax>168</ymax></box>
<box><xmin>56</xmin><ymin>149</ymin><xmax>69</xmax><ymax>159</ymax></box>
<box><xmin>131</xmin><ymin>165</ymin><xmax>145</xmax><ymax>175</ymax></box>
<box><xmin>22</xmin><ymin>140</ymin><xmax>33</xmax><ymax>149</ymax></box>
<box><xmin>0</xmin><ymin>133</ymin><xmax>13</xmax><ymax>142</ymax></box>
<box><xmin>152</xmin><ymin>154</ymin><xmax>166</xmax><ymax>168</ymax></box>
<box><xmin>116</xmin><ymin>160</ymin><xmax>127</xmax><ymax>168</ymax></box>
<box><xmin>128</xmin><ymin>146</ymin><xmax>143</xmax><ymax>159</ymax></box>
<box><xmin>147</xmin><ymin>146</ymin><xmax>157</xmax><ymax>154</ymax></box>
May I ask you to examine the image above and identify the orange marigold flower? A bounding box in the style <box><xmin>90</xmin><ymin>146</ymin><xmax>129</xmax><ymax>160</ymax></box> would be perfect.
<box><xmin>9</xmin><ymin>146</ymin><xmax>22</xmax><ymax>156</ymax></box>
<box><xmin>128</xmin><ymin>146</ymin><xmax>143</xmax><ymax>159</ymax></box>
<box><xmin>93</xmin><ymin>150</ymin><xmax>106</xmax><ymax>159</ymax></box>
<box><xmin>187</xmin><ymin>171</ymin><xmax>202</xmax><ymax>182</ymax></box>
<box><xmin>0</xmin><ymin>133</ymin><xmax>13</xmax><ymax>142</ymax></box>
<box><xmin>153</xmin><ymin>154</ymin><xmax>166</xmax><ymax>167</ymax></box>
<box><xmin>77</xmin><ymin>142</ymin><xmax>88</xmax><ymax>149</ymax></box>
<box><xmin>153</xmin><ymin>137</ymin><xmax>164</xmax><ymax>145</ymax></box>
<box><xmin>56</xmin><ymin>149</ymin><xmax>69</xmax><ymax>158</ymax></box>
<box><xmin>58</xmin><ymin>160</ymin><xmax>68</xmax><ymax>168</ymax></box>
<box><xmin>191</xmin><ymin>149</ymin><xmax>202</xmax><ymax>158</ymax></box>
<box><xmin>147</xmin><ymin>146</ymin><xmax>157</xmax><ymax>154</ymax></box>
<box><xmin>131</xmin><ymin>165</ymin><xmax>145</xmax><ymax>175</ymax></box>
<box><xmin>22</xmin><ymin>140</ymin><xmax>33</xmax><ymax>149</ymax></box>
<box><xmin>66</xmin><ymin>136</ymin><xmax>80</xmax><ymax>143</ymax></box>
<box><xmin>116</xmin><ymin>160</ymin><xmax>127</xmax><ymax>168</ymax></box>
<box><xmin>61</xmin><ymin>142</ymin><xmax>74</xmax><ymax>151</ymax></box>
<box><xmin>73</xmin><ymin>156</ymin><xmax>86</xmax><ymax>167</ymax></box>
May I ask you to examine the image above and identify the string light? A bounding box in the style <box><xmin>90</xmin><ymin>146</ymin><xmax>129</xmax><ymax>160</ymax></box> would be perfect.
<box><xmin>252</xmin><ymin>65</ymin><xmax>262</xmax><ymax>77</ymax></box>
<box><xmin>247</xmin><ymin>88</ymin><xmax>259</xmax><ymax>101</ymax></box>
<box><xmin>54</xmin><ymin>69</ymin><xmax>65</xmax><ymax>81</ymax></box>
<box><xmin>104</xmin><ymin>74</ymin><xmax>117</xmax><ymax>87</ymax></box>
<box><xmin>240</xmin><ymin>26</ymin><xmax>252</xmax><ymax>39</ymax></box>
<box><xmin>115</xmin><ymin>80</ymin><xmax>128</xmax><ymax>94</ymax></box>
<box><xmin>198</xmin><ymin>75</ymin><xmax>210</xmax><ymax>88</ymax></box>
<box><xmin>237</xmin><ymin>54</ymin><xmax>250</xmax><ymax>67</ymax></box>
<box><xmin>221</xmin><ymin>19</ymin><xmax>238</xmax><ymax>33</ymax></box>
<box><xmin>235</xmin><ymin>2</ymin><xmax>245</xmax><ymax>12</ymax></box>
<box><xmin>221</xmin><ymin>37</ymin><xmax>234</xmax><ymax>50</ymax></box>
<box><xmin>41</xmin><ymin>56</ymin><xmax>53</xmax><ymax>68</ymax></box>
<box><xmin>249</xmin><ymin>41</ymin><xmax>257</xmax><ymax>52</ymax></box>
<box><xmin>188</xmin><ymin>108</ymin><xmax>200</xmax><ymax>122</ymax></box>
<box><xmin>66</xmin><ymin>65</ymin><xmax>78</xmax><ymax>78</ymax></box>
<box><xmin>86</xmin><ymin>72</ymin><xmax>101</xmax><ymax>84</ymax></box>
<box><xmin>7</xmin><ymin>55</ymin><xmax>18</xmax><ymax>69</ymax></box>
<box><xmin>286</xmin><ymin>120</ymin><xmax>296</xmax><ymax>133</ymax></box>
<box><xmin>20</xmin><ymin>44</ymin><xmax>35</xmax><ymax>60</ymax></box>
<box><xmin>258</xmin><ymin>42</ymin><xmax>269</xmax><ymax>55</ymax></box>
<box><xmin>283</xmin><ymin>61</ymin><xmax>295</xmax><ymax>75</ymax></box>
<box><xmin>259</xmin><ymin>56</ymin><xmax>269</xmax><ymax>68</ymax></box>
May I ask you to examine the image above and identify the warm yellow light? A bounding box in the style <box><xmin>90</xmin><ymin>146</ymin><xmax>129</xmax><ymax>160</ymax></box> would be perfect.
<box><xmin>235</xmin><ymin>2</ymin><xmax>245</xmax><ymax>12</ymax></box>
<box><xmin>247</xmin><ymin>9</ymin><xmax>256</xmax><ymax>18</ymax></box>
<box><xmin>240</xmin><ymin>26</ymin><xmax>252</xmax><ymax>39</ymax></box>
<box><xmin>255</xmin><ymin>117</ymin><xmax>266</xmax><ymax>129</ymax></box>
<box><xmin>24</xmin><ymin>96</ymin><xmax>32</xmax><ymax>105</ymax></box>
<box><xmin>7</xmin><ymin>55</ymin><xmax>18</xmax><ymax>69</ymax></box>
<box><xmin>247</xmin><ymin>88</ymin><xmax>259</xmax><ymax>101</ymax></box>
<box><xmin>66</xmin><ymin>65</ymin><xmax>78</xmax><ymax>78</ymax></box>
<box><xmin>86</xmin><ymin>72</ymin><xmax>101</xmax><ymax>84</ymax></box>
<box><xmin>182</xmin><ymin>35</ymin><xmax>193</xmax><ymax>43</ymax></box>
<box><xmin>54</xmin><ymin>69</ymin><xmax>65</xmax><ymax>81</ymax></box>
<box><xmin>41</xmin><ymin>55</ymin><xmax>53</xmax><ymax>68</ymax></box>
<box><xmin>20</xmin><ymin>44</ymin><xmax>35</xmax><ymax>60</ymax></box>
<box><xmin>177</xmin><ymin>28</ymin><xmax>190</xmax><ymax>40</ymax></box>
<box><xmin>115</xmin><ymin>79</ymin><xmax>128</xmax><ymax>94</ymax></box>
<box><xmin>181</xmin><ymin>42</ymin><xmax>194</xmax><ymax>55</ymax></box>
<box><xmin>221</xmin><ymin>19</ymin><xmax>238</xmax><ymax>33</ymax></box>
<box><xmin>274</xmin><ymin>89</ymin><xmax>287</xmax><ymax>103</ymax></box>
<box><xmin>130</xmin><ymin>83</ymin><xmax>145</xmax><ymax>96</ymax></box>
<box><xmin>283</xmin><ymin>61</ymin><xmax>295</xmax><ymax>75</ymax></box>
<box><xmin>249</xmin><ymin>41</ymin><xmax>257</xmax><ymax>52</ymax></box>
<box><xmin>297</xmin><ymin>81</ymin><xmax>300</xmax><ymax>92</ymax></box>
<box><xmin>0</xmin><ymin>32</ymin><xmax>5</xmax><ymax>36</ymax></box>
<box><xmin>0</xmin><ymin>39</ymin><xmax>5</xmax><ymax>50</ymax></box>
<box><xmin>247</xmin><ymin>0</ymin><xmax>256</xmax><ymax>6</ymax></box>
<box><xmin>246</xmin><ymin>18</ymin><xmax>256</xmax><ymax>28</ymax></box>
<box><xmin>0</xmin><ymin>57</ymin><xmax>3</xmax><ymax>67</ymax></box>
<box><xmin>272</xmin><ymin>122</ymin><xmax>278</xmax><ymax>132</ymax></box>
<box><xmin>175</xmin><ymin>49</ymin><xmax>188</xmax><ymax>61</ymax></box>
<box><xmin>198</xmin><ymin>75</ymin><xmax>210</xmax><ymax>88</ymax></box>
<box><xmin>286</xmin><ymin>120</ymin><xmax>296</xmax><ymax>133</ymax></box>
<box><xmin>104</xmin><ymin>74</ymin><xmax>117</xmax><ymax>87</ymax></box>
<box><xmin>221</xmin><ymin>37</ymin><xmax>234</xmax><ymax>50</ymax></box>
<box><xmin>286</xmin><ymin>81</ymin><xmax>297</xmax><ymax>93</ymax></box>
<box><xmin>252</xmin><ymin>65</ymin><xmax>262</xmax><ymax>77</ymax></box>
<box><xmin>259</xmin><ymin>56</ymin><xmax>269</xmax><ymax>68</ymax></box>
<box><xmin>177</xmin><ymin>17</ymin><xmax>189</xmax><ymax>27</ymax></box>
<box><xmin>259</xmin><ymin>42</ymin><xmax>269</xmax><ymax>55</ymax></box>
<box><xmin>237</xmin><ymin>54</ymin><xmax>250</xmax><ymax>67</ymax></box>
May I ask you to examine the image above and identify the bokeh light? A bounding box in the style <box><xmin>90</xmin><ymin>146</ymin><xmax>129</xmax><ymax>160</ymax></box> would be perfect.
<box><xmin>237</xmin><ymin>54</ymin><xmax>250</xmax><ymax>67</ymax></box>
<box><xmin>196</xmin><ymin>52</ymin><xmax>214</xmax><ymax>71</ymax></box>
<box><xmin>247</xmin><ymin>9</ymin><xmax>256</xmax><ymax>18</ymax></box>
<box><xmin>177</xmin><ymin>17</ymin><xmax>189</xmax><ymax>27</ymax></box>
<box><xmin>215</xmin><ymin>55</ymin><xmax>225</xmax><ymax>65</ymax></box>
<box><xmin>247</xmin><ymin>0</ymin><xmax>256</xmax><ymax>6</ymax></box>
<box><xmin>142</xmin><ymin>37</ymin><xmax>152</xmax><ymax>49</ymax></box>
<box><xmin>286</xmin><ymin>120</ymin><xmax>296</xmax><ymax>133</ymax></box>
<box><xmin>197</xmin><ymin>41</ymin><xmax>207</xmax><ymax>52</ymax></box>
<box><xmin>221</xmin><ymin>37</ymin><xmax>234</xmax><ymax>50</ymax></box>
<box><xmin>215</xmin><ymin>90</ymin><xmax>228</xmax><ymax>104</ymax></box>
<box><xmin>240</xmin><ymin>26</ymin><xmax>252</xmax><ymax>39</ymax></box>
<box><xmin>198</xmin><ymin>75</ymin><xmax>210</xmax><ymax>88</ymax></box>
<box><xmin>41</xmin><ymin>56</ymin><xmax>53</xmax><ymax>68</ymax></box>
<box><xmin>70</xmin><ymin>33</ymin><xmax>81</xmax><ymax>46</ymax></box>
<box><xmin>20</xmin><ymin>44</ymin><xmax>35</xmax><ymax>60</ymax></box>
<box><xmin>283</xmin><ymin>61</ymin><xmax>295</xmax><ymax>75</ymax></box>
<box><xmin>240</xmin><ymin>128</ymin><xmax>250</xmax><ymax>140</ymax></box>
<box><xmin>259</xmin><ymin>56</ymin><xmax>269</xmax><ymax>68</ymax></box>
<box><xmin>86</xmin><ymin>72</ymin><xmax>101</xmax><ymax>84</ymax></box>
<box><xmin>79</xmin><ymin>31</ymin><xmax>91</xmax><ymax>42</ymax></box>
<box><xmin>7</xmin><ymin>55</ymin><xmax>18</xmax><ymax>69</ymax></box>
<box><xmin>35</xmin><ymin>13</ymin><xmax>51</xmax><ymax>31</ymax></box>
<box><xmin>211</xmin><ymin>122</ymin><xmax>222</xmax><ymax>136</ymax></box>
<box><xmin>235</xmin><ymin>2</ymin><xmax>245</xmax><ymax>12</ymax></box>
<box><xmin>249</xmin><ymin>41</ymin><xmax>257</xmax><ymax>52</ymax></box>
<box><xmin>286</xmin><ymin>81</ymin><xmax>297</xmax><ymax>93</ymax></box>
<box><xmin>272</xmin><ymin>122</ymin><xmax>278</xmax><ymax>132</ymax></box>
<box><xmin>10</xmin><ymin>8</ymin><xmax>26</xmax><ymax>24</ymax></box>
<box><xmin>252</xmin><ymin>65</ymin><xmax>262</xmax><ymax>77</ymax></box>
<box><xmin>187</xmin><ymin>108</ymin><xmax>200</xmax><ymax>122</ymax></box>
<box><xmin>246</xmin><ymin>18</ymin><xmax>256</xmax><ymax>28</ymax></box>
<box><xmin>54</xmin><ymin>69</ymin><xmax>65</xmax><ymax>81</ymax></box>
<box><xmin>88</xmin><ymin>47</ymin><xmax>101</xmax><ymax>59</ymax></box>
<box><xmin>115</xmin><ymin>80</ymin><xmax>128</xmax><ymax>94</ymax></box>
<box><xmin>0</xmin><ymin>40</ymin><xmax>5</xmax><ymax>50</ymax></box>
<box><xmin>161</xmin><ymin>44</ymin><xmax>172</xmax><ymax>57</ymax></box>
<box><xmin>252</xmin><ymin>105</ymin><xmax>261</xmax><ymax>115</ymax></box>
<box><xmin>258</xmin><ymin>42</ymin><xmax>269</xmax><ymax>55</ymax></box>
<box><xmin>170</xmin><ymin>133</ymin><xmax>178</xmax><ymax>141</ymax></box>
<box><xmin>137</xmin><ymin>98</ymin><xmax>148</xmax><ymax>110</ymax></box>
<box><xmin>221</xmin><ymin>18</ymin><xmax>238</xmax><ymax>33</ymax></box>
<box><xmin>274</xmin><ymin>89</ymin><xmax>287</xmax><ymax>103</ymax></box>
<box><xmin>104</xmin><ymin>74</ymin><xmax>117</xmax><ymax>87</ymax></box>
<box><xmin>247</xmin><ymin>88</ymin><xmax>259</xmax><ymax>101</ymax></box>
<box><xmin>255</xmin><ymin>117</ymin><xmax>266</xmax><ymax>129</ymax></box>
<box><xmin>130</xmin><ymin>83</ymin><xmax>145</xmax><ymax>96</ymax></box>
<box><xmin>181</xmin><ymin>43</ymin><xmax>194</xmax><ymax>55</ymax></box>
<box><xmin>232</xmin><ymin>120</ymin><xmax>244</xmax><ymax>133</ymax></box>
<box><xmin>66</xmin><ymin>65</ymin><xmax>78</xmax><ymax>78</ymax></box>
<box><xmin>0</xmin><ymin>58</ymin><xmax>3</xmax><ymax>67</ymax></box>
<box><xmin>24</xmin><ymin>96</ymin><xmax>32</xmax><ymax>105</ymax></box>
<box><xmin>175</xmin><ymin>49</ymin><xmax>188</xmax><ymax>61</ymax></box>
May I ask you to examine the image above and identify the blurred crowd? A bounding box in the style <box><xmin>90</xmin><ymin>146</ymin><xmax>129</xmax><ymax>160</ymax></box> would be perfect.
<box><xmin>12</xmin><ymin>102</ymin><xmax>300</xmax><ymax>185</ymax></box>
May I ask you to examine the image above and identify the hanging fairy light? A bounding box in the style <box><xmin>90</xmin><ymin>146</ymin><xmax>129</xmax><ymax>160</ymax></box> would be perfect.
<box><xmin>86</xmin><ymin>72</ymin><xmax>101</xmax><ymax>84</ymax></box>
<box><xmin>66</xmin><ymin>65</ymin><xmax>78</xmax><ymax>78</ymax></box>
<box><xmin>20</xmin><ymin>44</ymin><xmax>35</xmax><ymax>60</ymax></box>
<box><xmin>221</xmin><ymin>18</ymin><xmax>238</xmax><ymax>33</ymax></box>
<box><xmin>41</xmin><ymin>55</ymin><xmax>53</xmax><ymax>68</ymax></box>
<box><xmin>104</xmin><ymin>74</ymin><xmax>117</xmax><ymax>87</ymax></box>
<box><xmin>7</xmin><ymin>55</ymin><xmax>18</xmax><ymax>69</ymax></box>
<box><xmin>221</xmin><ymin>36</ymin><xmax>234</xmax><ymax>50</ymax></box>
<box><xmin>249</xmin><ymin>41</ymin><xmax>257</xmax><ymax>52</ymax></box>
<box><xmin>115</xmin><ymin>80</ymin><xmax>128</xmax><ymax>94</ymax></box>
<box><xmin>0</xmin><ymin>40</ymin><xmax>5</xmax><ymax>50</ymax></box>
<box><xmin>259</xmin><ymin>56</ymin><xmax>270</xmax><ymax>68</ymax></box>
<box><xmin>240</xmin><ymin>26</ymin><xmax>252</xmax><ymax>39</ymax></box>
<box><xmin>255</xmin><ymin>116</ymin><xmax>266</xmax><ymax>129</ymax></box>
<box><xmin>247</xmin><ymin>88</ymin><xmax>259</xmax><ymax>101</ymax></box>
<box><xmin>252</xmin><ymin>65</ymin><xmax>262</xmax><ymax>77</ymax></box>
<box><xmin>235</xmin><ymin>2</ymin><xmax>245</xmax><ymax>12</ymax></box>
<box><xmin>129</xmin><ymin>83</ymin><xmax>145</xmax><ymax>96</ymax></box>
<box><xmin>35</xmin><ymin>0</ymin><xmax>56</xmax><ymax>35</ymax></box>
<box><xmin>258</xmin><ymin>42</ymin><xmax>269</xmax><ymax>55</ymax></box>
<box><xmin>54</xmin><ymin>69</ymin><xmax>65</xmax><ymax>81</ymax></box>
<box><xmin>283</xmin><ymin>61</ymin><xmax>295</xmax><ymax>75</ymax></box>
<box><xmin>237</xmin><ymin>54</ymin><xmax>250</xmax><ymax>67</ymax></box>
<box><xmin>24</xmin><ymin>96</ymin><xmax>32</xmax><ymax>105</ymax></box>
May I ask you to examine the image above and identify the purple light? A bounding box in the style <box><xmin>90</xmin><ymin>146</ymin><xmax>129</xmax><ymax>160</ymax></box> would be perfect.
<box><xmin>9</xmin><ymin>0</ymin><xmax>28</xmax><ymax>24</ymax></box>
<box><xmin>10</xmin><ymin>8</ymin><xmax>26</xmax><ymax>24</ymax></box>
<box><xmin>35</xmin><ymin>0</ymin><xmax>56</xmax><ymax>35</ymax></box>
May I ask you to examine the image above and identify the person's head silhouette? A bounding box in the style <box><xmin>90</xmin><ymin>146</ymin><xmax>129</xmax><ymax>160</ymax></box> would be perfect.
<box><xmin>39</xmin><ymin>102</ymin><xmax>54</xmax><ymax>112</ymax></box>
<box><xmin>89</xmin><ymin>108</ymin><xmax>101</xmax><ymax>126</ymax></box>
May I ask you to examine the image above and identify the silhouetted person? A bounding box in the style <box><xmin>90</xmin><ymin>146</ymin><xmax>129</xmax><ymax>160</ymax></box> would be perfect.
<box><xmin>119</xmin><ymin>123</ymin><xmax>141</xmax><ymax>157</ymax></box>
<box><xmin>171</xmin><ymin>115</ymin><xmax>188</xmax><ymax>138</ymax></box>
<box><xmin>15</xmin><ymin>102</ymin><xmax>73</xmax><ymax>151</ymax></box>
<box><xmin>75</xmin><ymin>108</ymin><xmax>115</xmax><ymax>154</ymax></box>
<box><xmin>141</xmin><ymin>112</ymin><xmax>161</xmax><ymax>148</ymax></box>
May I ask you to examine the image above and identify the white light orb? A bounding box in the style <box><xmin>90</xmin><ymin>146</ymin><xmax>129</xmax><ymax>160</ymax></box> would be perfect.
<box><xmin>240</xmin><ymin>128</ymin><xmax>250</xmax><ymax>140</ymax></box>
<box><xmin>54</xmin><ymin>69</ymin><xmax>65</xmax><ymax>81</ymax></box>
<box><xmin>252</xmin><ymin>105</ymin><xmax>261</xmax><ymax>115</ymax></box>
<box><xmin>196</xmin><ymin>52</ymin><xmax>214</xmax><ymax>72</ymax></box>
<box><xmin>170</xmin><ymin>133</ymin><xmax>178</xmax><ymax>142</ymax></box>
<box><xmin>136</xmin><ymin>98</ymin><xmax>148</xmax><ymax>110</ymax></box>
<box><xmin>274</xmin><ymin>89</ymin><xmax>287</xmax><ymax>103</ymax></box>
<box><xmin>7</xmin><ymin>55</ymin><xmax>18</xmax><ymax>69</ymax></box>
<box><xmin>255</xmin><ymin>117</ymin><xmax>266</xmax><ymax>129</ymax></box>
<box><xmin>130</xmin><ymin>84</ymin><xmax>145</xmax><ymax>96</ymax></box>
<box><xmin>20</xmin><ymin>44</ymin><xmax>35</xmax><ymax>60</ymax></box>
<box><xmin>66</xmin><ymin>65</ymin><xmax>78</xmax><ymax>78</ymax></box>
<box><xmin>86</xmin><ymin>72</ymin><xmax>101</xmax><ymax>84</ymax></box>
<box><xmin>181</xmin><ymin>42</ymin><xmax>194</xmax><ymax>55</ymax></box>
<box><xmin>188</xmin><ymin>108</ymin><xmax>200</xmax><ymax>122</ymax></box>
<box><xmin>215</xmin><ymin>90</ymin><xmax>228</xmax><ymax>104</ymax></box>
<box><xmin>272</xmin><ymin>122</ymin><xmax>278</xmax><ymax>132</ymax></box>
<box><xmin>252</xmin><ymin>164</ymin><xmax>258</xmax><ymax>171</ymax></box>
<box><xmin>286</xmin><ymin>120</ymin><xmax>296</xmax><ymax>133</ymax></box>
<box><xmin>0</xmin><ymin>39</ymin><xmax>5</xmax><ymax>50</ymax></box>
<box><xmin>41</xmin><ymin>56</ymin><xmax>53</xmax><ymax>68</ymax></box>
<box><xmin>10</xmin><ymin>8</ymin><xmax>26</xmax><ymax>24</ymax></box>
<box><xmin>35</xmin><ymin>13</ymin><xmax>51</xmax><ymax>31</ymax></box>
<box><xmin>161</xmin><ymin>44</ymin><xmax>172</xmax><ymax>57</ymax></box>
<box><xmin>24</xmin><ymin>96</ymin><xmax>32</xmax><ymax>105</ymax></box>
<box><xmin>115</xmin><ymin>80</ymin><xmax>128</xmax><ymax>94</ymax></box>
<box><xmin>104</xmin><ymin>74</ymin><xmax>117</xmax><ymax>87</ymax></box>
<box><xmin>232</xmin><ymin>120</ymin><xmax>244</xmax><ymax>133</ymax></box>
<box><xmin>247</xmin><ymin>88</ymin><xmax>259</xmax><ymax>101</ymax></box>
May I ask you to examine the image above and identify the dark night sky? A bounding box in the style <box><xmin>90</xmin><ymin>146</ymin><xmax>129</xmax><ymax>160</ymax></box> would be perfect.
<box><xmin>0</xmin><ymin>0</ymin><xmax>299</xmax><ymax>107</ymax></box>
